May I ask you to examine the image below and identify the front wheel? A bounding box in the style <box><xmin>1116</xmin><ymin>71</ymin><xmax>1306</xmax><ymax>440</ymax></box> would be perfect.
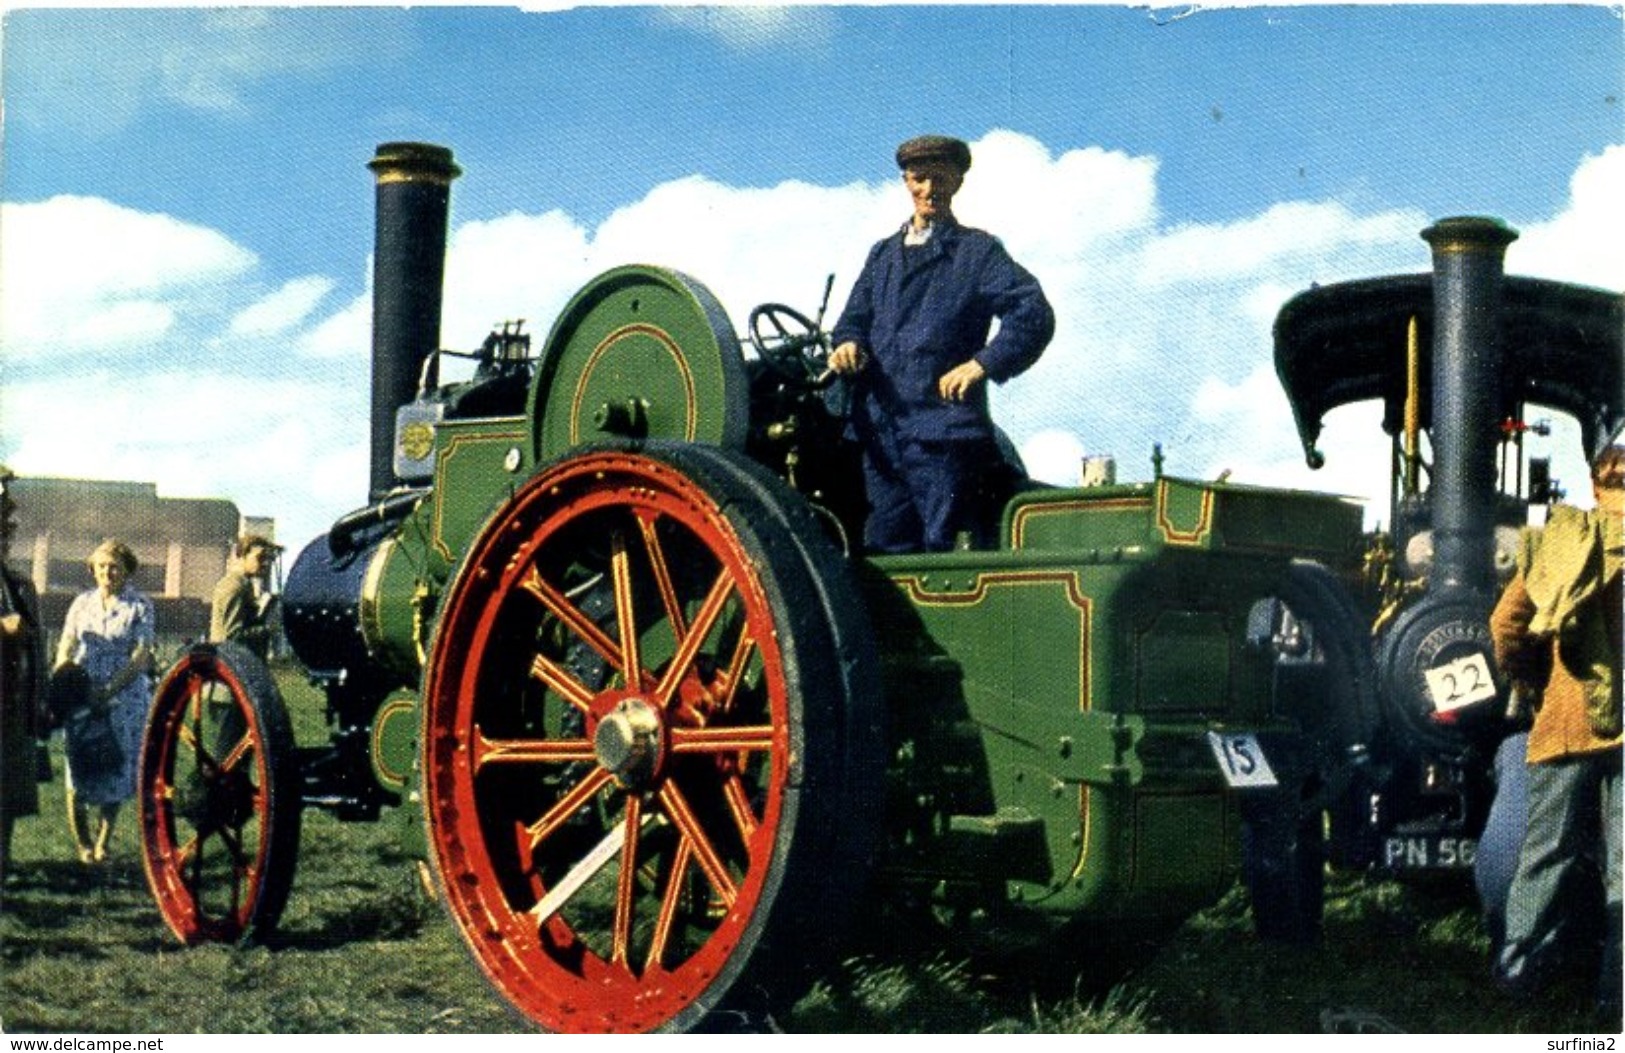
<box><xmin>139</xmin><ymin>641</ymin><xmax>302</xmax><ymax>944</ymax></box>
<box><xmin>421</xmin><ymin>442</ymin><xmax>883</xmax><ymax>1032</ymax></box>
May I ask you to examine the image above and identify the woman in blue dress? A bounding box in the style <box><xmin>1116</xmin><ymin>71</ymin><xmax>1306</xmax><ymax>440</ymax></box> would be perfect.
<box><xmin>53</xmin><ymin>538</ymin><xmax>155</xmax><ymax>864</ymax></box>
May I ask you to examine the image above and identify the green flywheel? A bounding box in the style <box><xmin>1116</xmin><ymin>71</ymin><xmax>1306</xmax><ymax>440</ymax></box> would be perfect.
<box><xmin>529</xmin><ymin>265</ymin><xmax>750</xmax><ymax>463</ymax></box>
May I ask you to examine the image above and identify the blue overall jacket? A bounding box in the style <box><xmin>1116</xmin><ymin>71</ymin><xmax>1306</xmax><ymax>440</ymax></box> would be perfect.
<box><xmin>832</xmin><ymin>220</ymin><xmax>1054</xmax><ymax>446</ymax></box>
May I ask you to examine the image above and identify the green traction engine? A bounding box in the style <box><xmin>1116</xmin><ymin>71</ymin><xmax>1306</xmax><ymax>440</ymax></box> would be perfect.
<box><xmin>130</xmin><ymin>143</ymin><xmax>1614</xmax><ymax>1033</ymax></box>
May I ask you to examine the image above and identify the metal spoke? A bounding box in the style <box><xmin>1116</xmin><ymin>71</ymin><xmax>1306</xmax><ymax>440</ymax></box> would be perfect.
<box><xmin>669</xmin><ymin>725</ymin><xmax>776</xmax><ymax>753</ymax></box>
<box><xmin>215</xmin><ymin>825</ymin><xmax>249</xmax><ymax>923</ymax></box>
<box><xmin>186</xmin><ymin>673</ymin><xmax>207</xmax><ymax>723</ymax></box>
<box><xmin>184</xmin><ymin>674</ymin><xmax>218</xmax><ymax>773</ymax></box>
<box><xmin>655</xmin><ymin>570</ymin><xmax>735</xmax><ymax>708</ymax></box>
<box><xmin>172</xmin><ymin>831</ymin><xmax>200</xmax><ymax>868</ymax></box>
<box><xmin>518</xmin><ymin>563</ymin><xmax>625</xmax><ymax>670</ymax></box>
<box><xmin>610</xmin><ymin>533</ymin><xmax>643</xmax><ymax>689</ymax></box>
<box><xmin>611</xmin><ymin>795</ymin><xmax>644</xmax><ymax>966</ymax></box>
<box><xmin>657</xmin><ymin>781</ymin><xmax>738</xmax><ymax>908</ymax></box>
<box><xmin>217</xmin><ymin>822</ymin><xmax>247</xmax><ymax>866</ymax></box>
<box><xmin>217</xmin><ymin>730</ymin><xmax>255</xmax><ymax>774</ymax></box>
<box><xmin>520</xmin><ymin>767</ymin><xmax>613</xmax><ymax>851</ymax></box>
<box><xmin>636</xmin><ymin>510</ymin><xmax>688</xmax><ymax>639</ymax></box>
<box><xmin>645</xmin><ymin>835</ymin><xmax>694</xmax><ymax>973</ymax></box>
<box><xmin>187</xmin><ymin>832</ymin><xmax>207</xmax><ymax>909</ymax></box>
<box><xmin>527</xmin><ymin>653</ymin><xmax>596</xmax><ymax>713</ymax></box>
<box><xmin>714</xmin><ymin>628</ymin><xmax>758</xmax><ymax>715</ymax></box>
<box><xmin>529</xmin><ymin>810</ymin><xmax>656</xmax><ymax>924</ymax></box>
<box><xmin>721</xmin><ymin>774</ymin><xmax>760</xmax><ymax>845</ymax></box>
<box><xmin>175</xmin><ymin>720</ymin><xmax>201</xmax><ymax>753</ymax></box>
<box><xmin>472</xmin><ymin>726</ymin><xmax>596</xmax><ymax>773</ymax></box>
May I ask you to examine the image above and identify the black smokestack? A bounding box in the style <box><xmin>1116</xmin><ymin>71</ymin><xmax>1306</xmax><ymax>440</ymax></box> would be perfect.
<box><xmin>1420</xmin><ymin>216</ymin><xmax>1518</xmax><ymax>595</ymax></box>
<box><xmin>366</xmin><ymin>142</ymin><xmax>461</xmax><ymax>501</ymax></box>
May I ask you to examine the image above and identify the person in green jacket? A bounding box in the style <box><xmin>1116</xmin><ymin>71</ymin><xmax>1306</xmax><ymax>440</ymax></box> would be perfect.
<box><xmin>210</xmin><ymin>534</ymin><xmax>282</xmax><ymax>661</ymax></box>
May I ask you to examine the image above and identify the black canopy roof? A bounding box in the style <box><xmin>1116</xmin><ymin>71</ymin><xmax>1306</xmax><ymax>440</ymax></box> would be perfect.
<box><xmin>1273</xmin><ymin>275</ymin><xmax>1622</xmax><ymax>467</ymax></box>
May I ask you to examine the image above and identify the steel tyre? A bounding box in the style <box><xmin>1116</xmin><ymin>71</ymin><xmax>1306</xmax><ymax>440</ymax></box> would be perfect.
<box><xmin>669</xmin><ymin>442</ymin><xmax>886</xmax><ymax>888</ymax></box>
<box><xmin>1240</xmin><ymin>767</ymin><xmax>1326</xmax><ymax>945</ymax></box>
<box><xmin>1273</xmin><ymin>560</ymin><xmax>1383</xmax><ymax>867</ymax></box>
<box><xmin>1241</xmin><ymin>560</ymin><xmax>1380</xmax><ymax>941</ymax></box>
<box><xmin>421</xmin><ymin>442</ymin><xmax>882</xmax><ymax>1032</ymax></box>
<box><xmin>139</xmin><ymin>641</ymin><xmax>302</xmax><ymax>944</ymax></box>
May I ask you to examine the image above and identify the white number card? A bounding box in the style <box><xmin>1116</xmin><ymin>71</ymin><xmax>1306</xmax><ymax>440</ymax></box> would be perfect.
<box><xmin>1207</xmin><ymin>731</ymin><xmax>1279</xmax><ymax>789</ymax></box>
<box><xmin>1424</xmin><ymin>652</ymin><xmax>1497</xmax><ymax>712</ymax></box>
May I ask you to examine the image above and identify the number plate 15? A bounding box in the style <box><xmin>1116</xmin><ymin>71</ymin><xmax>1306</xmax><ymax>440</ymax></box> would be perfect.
<box><xmin>1207</xmin><ymin>731</ymin><xmax>1279</xmax><ymax>789</ymax></box>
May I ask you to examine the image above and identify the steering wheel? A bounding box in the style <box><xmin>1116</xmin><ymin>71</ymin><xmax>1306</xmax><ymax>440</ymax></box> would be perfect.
<box><xmin>748</xmin><ymin>303</ymin><xmax>836</xmax><ymax>389</ymax></box>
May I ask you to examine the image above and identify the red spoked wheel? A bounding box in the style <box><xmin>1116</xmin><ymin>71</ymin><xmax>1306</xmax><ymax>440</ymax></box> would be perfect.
<box><xmin>139</xmin><ymin>641</ymin><xmax>302</xmax><ymax>944</ymax></box>
<box><xmin>423</xmin><ymin>442</ymin><xmax>882</xmax><ymax>1032</ymax></box>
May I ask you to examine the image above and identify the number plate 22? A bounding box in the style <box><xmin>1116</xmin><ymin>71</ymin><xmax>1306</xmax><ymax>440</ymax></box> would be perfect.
<box><xmin>1424</xmin><ymin>652</ymin><xmax>1497</xmax><ymax>713</ymax></box>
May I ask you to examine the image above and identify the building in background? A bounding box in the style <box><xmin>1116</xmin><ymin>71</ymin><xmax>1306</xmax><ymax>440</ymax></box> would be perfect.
<box><xmin>3</xmin><ymin>477</ymin><xmax>275</xmax><ymax>652</ymax></box>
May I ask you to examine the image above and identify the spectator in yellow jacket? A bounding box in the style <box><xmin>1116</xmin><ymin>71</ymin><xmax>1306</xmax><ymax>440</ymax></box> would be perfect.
<box><xmin>1491</xmin><ymin>444</ymin><xmax>1623</xmax><ymax>1019</ymax></box>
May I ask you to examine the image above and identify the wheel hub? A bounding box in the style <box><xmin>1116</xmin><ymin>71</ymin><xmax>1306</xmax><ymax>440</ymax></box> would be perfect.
<box><xmin>174</xmin><ymin>767</ymin><xmax>254</xmax><ymax>835</ymax></box>
<box><xmin>594</xmin><ymin>698</ymin><xmax>663</xmax><ymax>788</ymax></box>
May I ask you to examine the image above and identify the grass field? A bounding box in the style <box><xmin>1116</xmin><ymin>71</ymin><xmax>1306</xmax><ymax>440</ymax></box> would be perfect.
<box><xmin>1</xmin><ymin>664</ymin><xmax>1615</xmax><ymax>1035</ymax></box>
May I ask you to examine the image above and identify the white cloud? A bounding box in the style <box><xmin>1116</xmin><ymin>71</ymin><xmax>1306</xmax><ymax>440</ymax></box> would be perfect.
<box><xmin>8</xmin><ymin>9</ymin><xmax>413</xmax><ymax>136</ymax></box>
<box><xmin>1138</xmin><ymin>201</ymin><xmax>1422</xmax><ymax>288</ymax></box>
<box><xmin>1</xmin><ymin>196</ymin><xmax>256</xmax><ymax>359</ymax></box>
<box><xmin>650</xmin><ymin>7</ymin><xmax>836</xmax><ymax>52</ymax></box>
<box><xmin>297</xmin><ymin>294</ymin><xmax>371</xmax><ymax>361</ymax></box>
<box><xmin>589</xmin><ymin>175</ymin><xmax>898</xmax><ymax>328</ymax></box>
<box><xmin>441</xmin><ymin>209</ymin><xmax>595</xmax><ymax>350</ymax></box>
<box><xmin>229</xmin><ymin>276</ymin><xmax>335</xmax><ymax>338</ymax></box>
<box><xmin>63</xmin><ymin>301</ymin><xmax>178</xmax><ymax>352</ymax></box>
<box><xmin>958</xmin><ymin>131</ymin><xmax>1161</xmax><ymax>264</ymax></box>
<box><xmin>1020</xmin><ymin>429</ymin><xmax>1088</xmax><ymax>487</ymax></box>
<box><xmin>5</xmin><ymin>129</ymin><xmax>1618</xmax><ymax>557</ymax></box>
<box><xmin>1506</xmin><ymin>145</ymin><xmax>1625</xmax><ymax>290</ymax></box>
<box><xmin>1</xmin><ymin>367</ymin><xmax>365</xmax><ymax>558</ymax></box>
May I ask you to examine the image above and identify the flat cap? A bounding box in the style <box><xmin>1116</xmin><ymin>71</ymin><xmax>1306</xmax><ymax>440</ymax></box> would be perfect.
<box><xmin>895</xmin><ymin>134</ymin><xmax>971</xmax><ymax>174</ymax></box>
<box><xmin>236</xmin><ymin>534</ymin><xmax>285</xmax><ymax>557</ymax></box>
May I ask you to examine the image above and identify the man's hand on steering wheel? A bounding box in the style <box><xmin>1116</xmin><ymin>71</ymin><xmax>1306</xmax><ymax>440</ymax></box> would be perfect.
<box><xmin>828</xmin><ymin>341</ymin><xmax>868</xmax><ymax>376</ymax></box>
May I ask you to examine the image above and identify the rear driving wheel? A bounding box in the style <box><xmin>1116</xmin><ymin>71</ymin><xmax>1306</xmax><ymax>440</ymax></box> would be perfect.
<box><xmin>422</xmin><ymin>443</ymin><xmax>881</xmax><ymax>1032</ymax></box>
<box><xmin>139</xmin><ymin>641</ymin><xmax>301</xmax><ymax>944</ymax></box>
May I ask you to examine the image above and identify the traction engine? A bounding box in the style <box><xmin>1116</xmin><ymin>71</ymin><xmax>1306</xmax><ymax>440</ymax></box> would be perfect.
<box><xmin>134</xmin><ymin>144</ymin><xmax>1622</xmax><ymax>1032</ymax></box>
<box><xmin>1270</xmin><ymin>220</ymin><xmax>1621</xmax><ymax>875</ymax></box>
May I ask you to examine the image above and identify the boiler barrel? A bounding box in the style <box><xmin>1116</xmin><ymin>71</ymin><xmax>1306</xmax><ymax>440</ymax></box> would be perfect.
<box><xmin>282</xmin><ymin>531</ymin><xmax>383</xmax><ymax>680</ymax></box>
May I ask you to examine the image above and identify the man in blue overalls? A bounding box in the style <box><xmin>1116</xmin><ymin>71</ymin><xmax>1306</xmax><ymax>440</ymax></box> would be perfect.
<box><xmin>828</xmin><ymin>135</ymin><xmax>1055</xmax><ymax>554</ymax></box>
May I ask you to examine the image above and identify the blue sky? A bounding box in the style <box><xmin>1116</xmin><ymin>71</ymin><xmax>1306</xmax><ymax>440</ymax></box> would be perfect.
<box><xmin>2</xmin><ymin>4</ymin><xmax>1621</xmax><ymax>557</ymax></box>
